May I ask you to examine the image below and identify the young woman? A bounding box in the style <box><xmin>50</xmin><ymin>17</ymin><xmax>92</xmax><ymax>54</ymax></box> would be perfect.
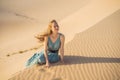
<box><xmin>26</xmin><ymin>20</ymin><xmax>65</xmax><ymax>68</ymax></box>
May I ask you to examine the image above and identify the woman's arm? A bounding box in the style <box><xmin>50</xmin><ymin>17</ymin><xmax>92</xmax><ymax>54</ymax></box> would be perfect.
<box><xmin>59</xmin><ymin>34</ymin><xmax>65</xmax><ymax>63</ymax></box>
<box><xmin>44</xmin><ymin>36</ymin><xmax>50</xmax><ymax>67</ymax></box>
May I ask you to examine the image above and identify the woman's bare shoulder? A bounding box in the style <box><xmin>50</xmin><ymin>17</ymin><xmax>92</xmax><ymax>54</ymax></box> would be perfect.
<box><xmin>59</xmin><ymin>33</ymin><xmax>65</xmax><ymax>40</ymax></box>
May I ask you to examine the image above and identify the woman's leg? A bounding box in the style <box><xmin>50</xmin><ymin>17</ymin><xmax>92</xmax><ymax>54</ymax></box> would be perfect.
<box><xmin>38</xmin><ymin>52</ymin><xmax>46</xmax><ymax>64</ymax></box>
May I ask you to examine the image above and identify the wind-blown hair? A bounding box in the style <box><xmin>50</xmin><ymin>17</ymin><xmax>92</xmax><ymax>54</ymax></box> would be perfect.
<box><xmin>35</xmin><ymin>19</ymin><xmax>59</xmax><ymax>42</ymax></box>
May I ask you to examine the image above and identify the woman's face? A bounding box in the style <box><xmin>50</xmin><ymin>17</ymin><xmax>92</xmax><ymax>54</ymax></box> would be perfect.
<box><xmin>51</xmin><ymin>22</ymin><xmax>59</xmax><ymax>33</ymax></box>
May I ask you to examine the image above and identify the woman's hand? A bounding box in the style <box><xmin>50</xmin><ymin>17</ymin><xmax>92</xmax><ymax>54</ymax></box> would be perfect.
<box><xmin>45</xmin><ymin>62</ymin><xmax>50</xmax><ymax>68</ymax></box>
<box><xmin>60</xmin><ymin>59</ymin><xmax>65</xmax><ymax>64</ymax></box>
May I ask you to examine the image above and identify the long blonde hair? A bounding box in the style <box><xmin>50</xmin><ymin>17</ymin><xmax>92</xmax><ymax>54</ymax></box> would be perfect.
<box><xmin>35</xmin><ymin>19</ymin><xmax>59</xmax><ymax>42</ymax></box>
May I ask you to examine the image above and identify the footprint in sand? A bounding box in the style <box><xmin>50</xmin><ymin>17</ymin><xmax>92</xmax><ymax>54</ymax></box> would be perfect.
<box><xmin>37</xmin><ymin>67</ymin><xmax>66</xmax><ymax>80</ymax></box>
<box><xmin>51</xmin><ymin>77</ymin><xmax>65</xmax><ymax>80</ymax></box>
<box><xmin>38</xmin><ymin>67</ymin><xmax>55</xmax><ymax>75</ymax></box>
<box><xmin>39</xmin><ymin>68</ymin><xmax>46</xmax><ymax>72</ymax></box>
<box><xmin>6</xmin><ymin>45</ymin><xmax>41</xmax><ymax>57</ymax></box>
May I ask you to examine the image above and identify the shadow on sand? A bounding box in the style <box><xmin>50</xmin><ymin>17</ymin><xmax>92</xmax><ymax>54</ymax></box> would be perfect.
<box><xmin>53</xmin><ymin>55</ymin><xmax>120</xmax><ymax>66</ymax></box>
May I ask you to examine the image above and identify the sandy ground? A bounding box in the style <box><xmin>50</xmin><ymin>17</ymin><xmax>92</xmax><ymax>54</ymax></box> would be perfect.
<box><xmin>9</xmin><ymin>9</ymin><xmax>120</xmax><ymax>80</ymax></box>
<box><xmin>0</xmin><ymin>0</ymin><xmax>120</xmax><ymax>80</ymax></box>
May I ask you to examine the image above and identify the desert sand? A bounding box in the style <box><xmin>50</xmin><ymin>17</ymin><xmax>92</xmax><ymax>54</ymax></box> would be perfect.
<box><xmin>0</xmin><ymin>0</ymin><xmax>120</xmax><ymax>80</ymax></box>
<box><xmin>8</xmin><ymin>8</ymin><xmax>120</xmax><ymax>80</ymax></box>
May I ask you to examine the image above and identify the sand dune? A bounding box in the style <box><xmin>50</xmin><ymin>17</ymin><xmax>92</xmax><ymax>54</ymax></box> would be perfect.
<box><xmin>9</xmin><ymin>9</ymin><xmax>120</xmax><ymax>80</ymax></box>
<box><xmin>1</xmin><ymin>0</ymin><xmax>120</xmax><ymax>80</ymax></box>
<box><xmin>0</xmin><ymin>0</ymin><xmax>89</xmax><ymax>57</ymax></box>
<box><xmin>59</xmin><ymin>0</ymin><xmax>120</xmax><ymax>42</ymax></box>
<box><xmin>0</xmin><ymin>0</ymin><xmax>89</xmax><ymax>23</ymax></box>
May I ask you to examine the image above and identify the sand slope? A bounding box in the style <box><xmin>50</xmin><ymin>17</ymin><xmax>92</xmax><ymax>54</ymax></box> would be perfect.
<box><xmin>9</xmin><ymin>9</ymin><xmax>120</xmax><ymax>80</ymax></box>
